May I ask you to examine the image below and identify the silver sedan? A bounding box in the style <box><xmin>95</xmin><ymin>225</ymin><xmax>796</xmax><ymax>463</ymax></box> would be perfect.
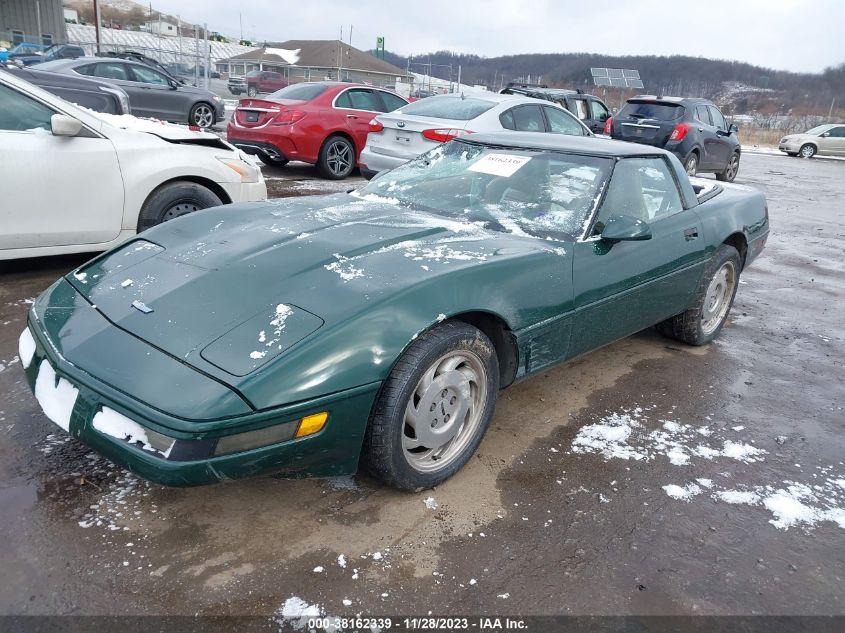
<box><xmin>359</xmin><ymin>93</ymin><xmax>592</xmax><ymax>178</ymax></box>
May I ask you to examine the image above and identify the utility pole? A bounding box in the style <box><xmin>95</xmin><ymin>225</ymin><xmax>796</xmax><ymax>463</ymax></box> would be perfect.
<box><xmin>349</xmin><ymin>25</ymin><xmax>353</xmax><ymax>46</ymax></box>
<box><xmin>93</xmin><ymin>0</ymin><xmax>102</xmax><ymax>54</ymax></box>
<box><xmin>239</xmin><ymin>12</ymin><xmax>243</xmax><ymax>42</ymax></box>
<box><xmin>829</xmin><ymin>98</ymin><xmax>836</xmax><ymax>120</ymax></box>
<box><xmin>204</xmin><ymin>22</ymin><xmax>210</xmax><ymax>90</ymax></box>
<box><xmin>194</xmin><ymin>25</ymin><xmax>199</xmax><ymax>86</ymax></box>
<box><xmin>35</xmin><ymin>0</ymin><xmax>42</xmax><ymax>43</ymax></box>
<box><xmin>457</xmin><ymin>64</ymin><xmax>461</xmax><ymax>93</ymax></box>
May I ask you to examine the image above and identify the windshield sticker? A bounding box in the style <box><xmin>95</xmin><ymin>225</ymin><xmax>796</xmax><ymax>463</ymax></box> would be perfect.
<box><xmin>467</xmin><ymin>154</ymin><xmax>531</xmax><ymax>177</ymax></box>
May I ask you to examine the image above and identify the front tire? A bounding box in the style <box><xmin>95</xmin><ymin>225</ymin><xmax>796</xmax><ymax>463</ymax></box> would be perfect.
<box><xmin>247</xmin><ymin>86</ymin><xmax>258</xmax><ymax>97</ymax></box>
<box><xmin>137</xmin><ymin>181</ymin><xmax>222</xmax><ymax>232</ymax></box>
<box><xmin>189</xmin><ymin>102</ymin><xmax>215</xmax><ymax>128</ymax></box>
<box><xmin>362</xmin><ymin>322</ymin><xmax>499</xmax><ymax>491</ymax></box>
<box><xmin>656</xmin><ymin>244</ymin><xmax>741</xmax><ymax>346</ymax></box>
<box><xmin>716</xmin><ymin>152</ymin><xmax>740</xmax><ymax>182</ymax></box>
<box><xmin>317</xmin><ymin>135</ymin><xmax>356</xmax><ymax>179</ymax></box>
<box><xmin>799</xmin><ymin>143</ymin><xmax>816</xmax><ymax>158</ymax></box>
<box><xmin>684</xmin><ymin>152</ymin><xmax>699</xmax><ymax>176</ymax></box>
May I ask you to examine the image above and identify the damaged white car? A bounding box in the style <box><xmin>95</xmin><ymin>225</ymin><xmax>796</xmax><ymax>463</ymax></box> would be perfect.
<box><xmin>0</xmin><ymin>70</ymin><xmax>267</xmax><ymax>260</ymax></box>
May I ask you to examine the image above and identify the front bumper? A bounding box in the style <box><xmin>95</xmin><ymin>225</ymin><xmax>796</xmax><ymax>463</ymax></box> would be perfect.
<box><xmin>219</xmin><ymin>179</ymin><xmax>268</xmax><ymax>204</ymax></box>
<box><xmin>21</xmin><ymin>312</ymin><xmax>380</xmax><ymax>487</ymax></box>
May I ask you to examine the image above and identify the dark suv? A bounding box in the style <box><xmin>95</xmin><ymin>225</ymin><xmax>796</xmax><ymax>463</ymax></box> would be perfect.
<box><xmin>500</xmin><ymin>85</ymin><xmax>611</xmax><ymax>134</ymax></box>
<box><xmin>606</xmin><ymin>96</ymin><xmax>741</xmax><ymax>181</ymax></box>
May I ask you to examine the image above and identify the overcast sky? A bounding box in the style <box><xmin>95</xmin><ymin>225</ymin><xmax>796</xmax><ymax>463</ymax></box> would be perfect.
<box><xmin>145</xmin><ymin>0</ymin><xmax>842</xmax><ymax>73</ymax></box>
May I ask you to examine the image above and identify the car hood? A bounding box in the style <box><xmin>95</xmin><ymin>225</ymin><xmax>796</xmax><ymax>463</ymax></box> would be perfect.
<box><xmin>91</xmin><ymin>111</ymin><xmax>233</xmax><ymax>147</ymax></box>
<box><xmin>66</xmin><ymin>193</ymin><xmax>557</xmax><ymax>391</ymax></box>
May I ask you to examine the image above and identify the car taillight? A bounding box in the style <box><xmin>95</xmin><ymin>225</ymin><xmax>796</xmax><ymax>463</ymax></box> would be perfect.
<box><xmin>369</xmin><ymin>119</ymin><xmax>384</xmax><ymax>133</ymax></box>
<box><xmin>669</xmin><ymin>123</ymin><xmax>690</xmax><ymax>141</ymax></box>
<box><xmin>271</xmin><ymin>110</ymin><xmax>307</xmax><ymax>126</ymax></box>
<box><xmin>422</xmin><ymin>128</ymin><xmax>474</xmax><ymax>143</ymax></box>
<box><xmin>603</xmin><ymin>116</ymin><xmax>613</xmax><ymax>135</ymax></box>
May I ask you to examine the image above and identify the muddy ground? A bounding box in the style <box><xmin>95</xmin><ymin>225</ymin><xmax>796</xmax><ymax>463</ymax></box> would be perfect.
<box><xmin>0</xmin><ymin>153</ymin><xmax>843</xmax><ymax>624</ymax></box>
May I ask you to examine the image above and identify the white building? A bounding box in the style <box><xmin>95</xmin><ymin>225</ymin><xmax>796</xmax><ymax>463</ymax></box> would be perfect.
<box><xmin>63</xmin><ymin>8</ymin><xmax>79</xmax><ymax>24</ymax></box>
<box><xmin>144</xmin><ymin>20</ymin><xmax>177</xmax><ymax>37</ymax></box>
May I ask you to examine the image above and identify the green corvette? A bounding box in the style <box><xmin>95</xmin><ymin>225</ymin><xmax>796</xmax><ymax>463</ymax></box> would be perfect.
<box><xmin>20</xmin><ymin>133</ymin><xmax>768</xmax><ymax>490</ymax></box>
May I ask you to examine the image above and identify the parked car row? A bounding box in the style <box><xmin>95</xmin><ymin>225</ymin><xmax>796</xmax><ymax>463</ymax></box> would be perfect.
<box><xmin>226</xmin><ymin>82</ymin><xmax>594</xmax><ymax>179</ymax></box>
<box><xmin>0</xmin><ymin>69</ymin><xmax>266</xmax><ymax>261</ymax></box>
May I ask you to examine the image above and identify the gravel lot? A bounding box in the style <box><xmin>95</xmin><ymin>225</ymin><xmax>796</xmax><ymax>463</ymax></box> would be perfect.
<box><xmin>0</xmin><ymin>152</ymin><xmax>842</xmax><ymax>624</ymax></box>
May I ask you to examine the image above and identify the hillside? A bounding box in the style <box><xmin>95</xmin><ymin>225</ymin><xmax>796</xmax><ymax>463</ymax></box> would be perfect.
<box><xmin>379</xmin><ymin>50</ymin><xmax>845</xmax><ymax>117</ymax></box>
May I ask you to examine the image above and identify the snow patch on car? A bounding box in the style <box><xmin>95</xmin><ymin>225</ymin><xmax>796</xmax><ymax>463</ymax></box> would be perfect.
<box><xmin>92</xmin><ymin>407</ymin><xmax>174</xmax><ymax>458</ymax></box>
<box><xmin>18</xmin><ymin>327</ymin><xmax>36</xmax><ymax>369</ymax></box>
<box><xmin>325</xmin><ymin>254</ymin><xmax>365</xmax><ymax>282</ymax></box>
<box><xmin>34</xmin><ymin>360</ymin><xmax>79</xmax><ymax>433</ymax></box>
<box><xmin>250</xmin><ymin>304</ymin><xmax>293</xmax><ymax>358</ymax></box>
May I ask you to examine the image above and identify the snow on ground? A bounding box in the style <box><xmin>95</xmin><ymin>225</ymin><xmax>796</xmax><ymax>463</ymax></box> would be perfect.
<box><xmin>275</xmin><ymin>596</ymin><xmax>323</xmax><ymax>630</ymax></box>
<box><xmin>571</xmin><ymin>407</ymin><xmax>844</xmax><ymax>531</ymax></box>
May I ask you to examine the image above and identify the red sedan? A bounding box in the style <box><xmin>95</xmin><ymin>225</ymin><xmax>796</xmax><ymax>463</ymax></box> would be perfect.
<box><xmin>227</xmin><ymin>82</ymin><xmax>408</xmax><ymax>179</ymax></box>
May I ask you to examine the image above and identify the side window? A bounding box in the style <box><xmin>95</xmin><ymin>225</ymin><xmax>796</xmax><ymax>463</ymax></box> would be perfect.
<box><xmin>695</xmin><ymin>105</ymin><xmax>712</xmax><ymax>126</ymax></box>
<box><xmin>590</xmin><ymin>99</ymin><xmax>609</xmax><ymax>121</ymax></box>
<box><xmin>570</xmin><ymin>98</ymin><xmax>589</xmax><ymax>120</ymax></box>
<box><xmin>511</xmin><ymin>105</ymin><xmax>545</xmax><ymax>132</ymax></box>
<box><xmin>74</xmin><ymin>63</ymin><xmax>98</xmax><ymax>77</ymax></box>
<box><xmin>334</xmin><ymin>91</ymin><xmax>352</xmax><ymax>108</ymax></box>
<box><xmin>129</xmin><ymin>65</ymin><xmax>169</xmax><ymax>85</ymax></box>
<box><xmin>0</xmin><ymin>83</ymin><xmax>55</xmax><ymax>132</ymax></box>
<box><xmin>708</xmin><ymin>106</ymin><xmax>727</xmax><ymax>130</ymax></box>
<box><xmin>593</xmin><ymin>158</ymin><xmax>684</xmax><ymax>233</ymax></box>
<box><xmin>339</xmin><ymin>89</ymin><xmax>381</xmax><ymax>111</ymax></box>
<box><xmin>499</xmin><ymin>109</ymin><xmax>516</xmax><ymax>130</ymax></box>
<box><xmin>94</xmin><ymin>62</ymin><xmax>130</xmax><ymax>81</ymax></box>
<box><xmin>827</xmin><ymin>126</ymin><xmax>845</xmax><ymax>137</ymax></box>
<box><xmin>378</xmin><ymin>91</ymin><xmax>407</xmax><ymax>113</ymax></box>
<box><xmin>543</xmin><ymin>106</ymin><xmax>586</xmax><ymax>136</ymax></box>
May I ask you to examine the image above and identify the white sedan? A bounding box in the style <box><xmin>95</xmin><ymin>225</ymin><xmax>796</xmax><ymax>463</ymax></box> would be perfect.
<box><xmin>359</xmin><ymin>93</ymin><xmax>592</xmax><ymax>178</ymax></box>
<box><xmin>0</xmin><ymin>70</ymin><xmax>266</xmax><ymax>260</ymax></box>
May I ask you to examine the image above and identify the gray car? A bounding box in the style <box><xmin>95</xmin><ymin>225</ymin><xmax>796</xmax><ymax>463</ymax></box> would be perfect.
<box><xmin>33</xmin><ymin>57</ymin><xmax>224</xmax><ymax>128</ymax></box>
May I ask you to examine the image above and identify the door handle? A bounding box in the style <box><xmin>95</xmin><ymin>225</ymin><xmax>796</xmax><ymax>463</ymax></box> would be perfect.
<box><xmin>697</xmin><ymin>127</ymin><xmax>704</xmax><ymax>132</ymax></box>
<box><xmin>346</xmin><ymin>114</ymin><xmax>358</xmax><ymax>119</ymax></box>
<box><xmin>683</xmin><ymin>227</ymin><xmax>699</xmax><ymax>241</ymax></box>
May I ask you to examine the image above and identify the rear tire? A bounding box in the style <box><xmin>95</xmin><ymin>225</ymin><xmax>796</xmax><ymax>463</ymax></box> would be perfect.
<box><xmin>247</xmin><ymin>86</ymin><xmax>257</xmax><ymax>97</ymax></box>
<box><xmin>799</xmin><ymin>143</ymin><xmax>816</xmax><ymax>158</ymax></box>
<box><xmin>137</xmin><ymin>181</ymin><xmax>222</xmax><ymax>233</ymax></box>
<box><xmin>362</xmin><ymin>322</ymin><xmax>499</xmax><ymax>491</ymax></box>
<box><xmin>716</xmin><ymin>152</ymin><xmax>740</xmax><ymax>182</ymax></box>
<box><xmin>684</xmin><ymin>152</ymin><xmax>699</xmax><ymax>176</ymax></box>
<box><xmin>656</xmin><ymin>244</ymin><xmax>741</xmax><ymax>346</ymax></box>
<box><xmin>317</xmin><ymin>135</ymin><xmax>356</xmax><ymax>180</ymax></box>
<box><xmin>258</xmin><ymin>153</ymin><xmax>289</xmax><ymax>167</ymax></box>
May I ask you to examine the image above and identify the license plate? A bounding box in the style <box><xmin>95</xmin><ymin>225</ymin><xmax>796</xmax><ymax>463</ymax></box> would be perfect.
<box><xmin>395</xmin><ymin>132</ymin><xmax>412</xmax><ymax>144</ymax></box>
<box><xmin>245</xmin><ymin>111</ymin><xmax>259</xmax><ymax>123</ymax></box>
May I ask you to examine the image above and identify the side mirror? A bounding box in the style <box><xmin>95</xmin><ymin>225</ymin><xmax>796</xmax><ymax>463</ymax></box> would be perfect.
<box><xmin>600</xmin><ymin>215</ymin><xmax>652</xmax><ymax>242</ymax></box>
<box><xmin>168</xmin><ymin>79</ymin><xmax>179</xmax><ymax>89</ymax></box>
<box><xmin>728</xmin><ymin>123</ymin><xmax>738</xmax><ymax>134</ymax></box>
<box><xmin>599</xmin><ymin>112</ymin><xmax>609</xmax><ymax>122</ymax></box>
<box><xmin>821</xmin><ymin>132</ymin><xmax>830</xmax><ymax>137</ymax></box>
<box><xmin>50</xmin><ymin>113</ymin><xmax>82</xmax><ymax>137</ymax></box>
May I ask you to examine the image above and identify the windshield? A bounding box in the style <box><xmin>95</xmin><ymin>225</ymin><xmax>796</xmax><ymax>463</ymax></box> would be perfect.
<box><xmin>397</xmin><ymin>97</ymin><xmax>497</xmax><ymax>121</ymax></box>
<box><xmin>804</xmin><ymin>125</ymin><xmax>832</xmax><ymax>135</ymax></box>
<box><xmin>356</xmin><ymin>140</ymin><xmax>612</xmax><ymax>241</ymax></box>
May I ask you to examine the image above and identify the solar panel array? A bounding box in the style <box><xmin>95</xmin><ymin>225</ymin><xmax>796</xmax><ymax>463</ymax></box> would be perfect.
<box><xmin>590</xmin><ymin>67</ymin><xmax>644</xmax><ymax>89</ymax></box>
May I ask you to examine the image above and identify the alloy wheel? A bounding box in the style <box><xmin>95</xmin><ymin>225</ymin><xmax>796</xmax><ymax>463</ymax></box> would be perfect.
<box><xmin>401</xmin><ymin>350</ymin><xmax>488</xmax><ymax>473</ymax></box>
<box><xmin>701</xmin><ymin>261</ymin><xmax>736</xmax><ymax>335</ymax></box>
<box><xmin>192</xmin><ymin>104</ymin><xmax>214</xmax><ymax>128</ymax></box>
<box><xmin>326</xmin><ymin>140</ymin><xmax>352</xmax><ymax>177</ymax></box>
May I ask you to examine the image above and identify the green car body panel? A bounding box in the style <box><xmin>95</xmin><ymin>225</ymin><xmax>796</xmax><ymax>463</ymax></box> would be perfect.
<box><xmin>21</xmin><ymin>134</ymin><xmax>769</xmax><ymax>486</ymax></box>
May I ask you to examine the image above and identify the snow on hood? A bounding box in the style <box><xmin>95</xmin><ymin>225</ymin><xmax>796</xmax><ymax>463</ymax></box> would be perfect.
<box><xmin>90</xmin><ymin>110</ymin><xmax>224</xmax><ymax>143</ymax></box>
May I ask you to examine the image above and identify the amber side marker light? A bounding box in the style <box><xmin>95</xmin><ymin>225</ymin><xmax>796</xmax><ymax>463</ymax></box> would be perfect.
<box><xmin>296</xmin><ymin>412</ymin><xmax>329</xmax><ymax>438</ymax></box>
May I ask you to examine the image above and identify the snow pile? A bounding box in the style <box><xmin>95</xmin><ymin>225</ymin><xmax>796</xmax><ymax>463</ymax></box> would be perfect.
<box><xmin>276</xmin><ymin>596</ymin><xmax>323</xmax><ymax>630</ymax></box>
<box><xmin>570</xmin><ymin>408</ymin><xmax>767</xmax><ymax>466</ymax></box>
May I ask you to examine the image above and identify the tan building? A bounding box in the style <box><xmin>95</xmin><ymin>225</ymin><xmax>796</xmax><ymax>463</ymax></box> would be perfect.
<box><xmin>216</xmin><ymin>39</ymin><xmax>412</xmax><ymax>88</ymax></box>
